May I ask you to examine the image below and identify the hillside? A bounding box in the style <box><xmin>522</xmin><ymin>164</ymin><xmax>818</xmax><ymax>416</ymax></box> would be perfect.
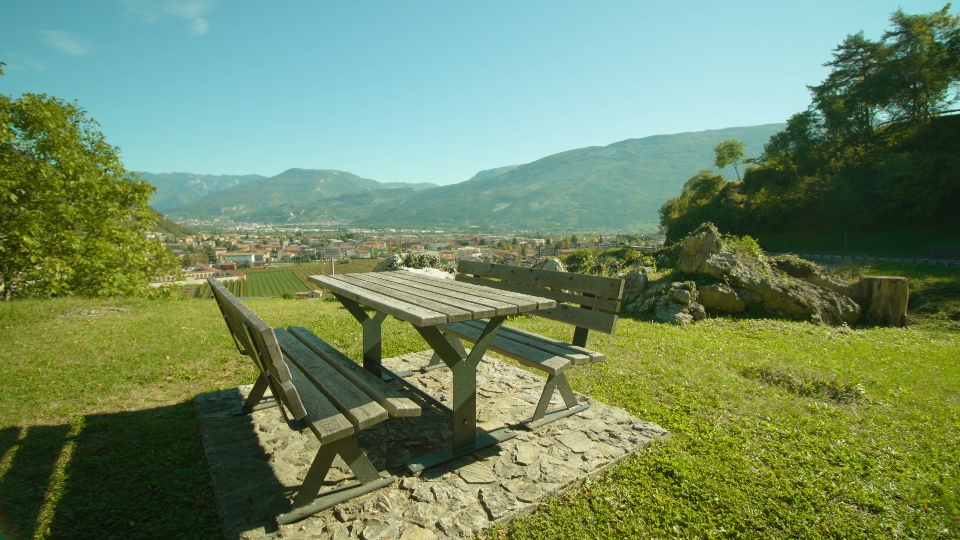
<box><xmin>138</xmin><ymin>172</ymin><xmax>266</xmax><ymax>211</ymax></box>
<box><xmin>367</xmin><ymin>124</ymin><xmax>784</xmax><ymax>230</ymax></box>
<box><xmin>164</xmin><ymin>124</ymin><xmax>784</xmax><ymax>229</ymax></box>
<box><xmin>164</xmin><ymin>169</ymin><xmax>436</xmax><ymax>221</ymax></box>
<box><xmin>469</xmin><ymin>165</ymin><xmax>521</xmax><ymax>180</ymax></box>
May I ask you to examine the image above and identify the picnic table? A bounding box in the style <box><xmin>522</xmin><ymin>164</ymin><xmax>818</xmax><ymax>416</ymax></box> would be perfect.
<box><xmin>307</xmin><ymin>270</ymin><xmax>556</xmax><ymax>472</ymax></box>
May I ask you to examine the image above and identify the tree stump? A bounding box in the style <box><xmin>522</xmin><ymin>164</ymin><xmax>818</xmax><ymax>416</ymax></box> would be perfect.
<box><xmin>857</xmin><ymin>276</ymin><xmax>909</xmax><ymax>327</ymax></box>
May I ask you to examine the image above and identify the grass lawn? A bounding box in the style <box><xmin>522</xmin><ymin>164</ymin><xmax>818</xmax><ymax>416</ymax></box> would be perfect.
<box><xmin>0</xmin><ymin>262</ymin><xmax>957</xmax><ymax>538</ymax></box>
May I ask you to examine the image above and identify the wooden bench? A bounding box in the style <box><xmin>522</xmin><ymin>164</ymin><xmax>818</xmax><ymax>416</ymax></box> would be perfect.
<box><xmin>429</xmin><ymin>260</ymin><xmax>624</xmax><ymax>429</ymax></box>
<box><xmin>207</xmin><ymin>277</ymin><xmax>420</xmax><ymax>525</ymax></box>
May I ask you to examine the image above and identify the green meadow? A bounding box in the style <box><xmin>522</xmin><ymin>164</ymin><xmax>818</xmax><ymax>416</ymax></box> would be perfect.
<box><xmin>0</xmin><ymin>262</ymin><xmax>957</xmax><ymax>539</ymax></box>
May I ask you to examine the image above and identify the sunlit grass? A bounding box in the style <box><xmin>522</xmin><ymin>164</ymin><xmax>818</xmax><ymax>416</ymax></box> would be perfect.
<box><xmin>0</xmin><ymin>260</ymin><xmax>957</xmax><ymax>538</ymax></box>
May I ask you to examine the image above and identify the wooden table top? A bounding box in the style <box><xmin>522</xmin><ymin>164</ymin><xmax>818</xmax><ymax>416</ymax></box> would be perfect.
<box><xmin>308</xmin><ymin>271</ymin><xmax>557</xmax><ymax>327</ymax></box>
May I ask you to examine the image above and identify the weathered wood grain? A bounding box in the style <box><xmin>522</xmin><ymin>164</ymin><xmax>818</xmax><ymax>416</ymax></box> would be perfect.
<box><xmin>308</xmin><ymin>275</ymin><xmax>448</xmax><ymax>326</ymax></box>
<box><xmin>455</xmin><ymin>274</ymin><xmax>621</xmax><ymax>312</ymax></box>
<box><xmin>209</xmin><ymin>277</ymin><xmax>309</xmax><ymax>420</ymax></box>
<box><xmin>283</xmin><ymin>358</ymin><xmax>356</xmax><ymax>444</ymax></box>
<box><xmin>340</xmin><ymin>273</ymin><xmax>493</xmax><ymax>319</ymax></box>
<box><xmin>288</xmin><ymin>326</ymin><xmax>421</xmax><ymax>418</ymax></box>
<box><xmin>363</xmin><ymin>271</ymin><xmax>519</xmax><ymax>315</ymax></box>
<box><xmin>457</xmin><ymin>259</ymin><xmax>625</xmax><ymax>299</ymax></box>
<box><xmin>393</xmin><ymin>271</ymin><xmax>549</xmax><ymax>311</ymax></box>
<box><xmin>440</xmin><ymin>322</ymin><xmax>570</xmax><ymax>375</ymax></box>
<box><xmin>276</xmin><ymin>328</ymin><xmax>389</xmax><ymax>430</ymax></box>
<box><xmin>533</xmin><ymin>304</ymin><xmax>619</xmax><ymax>334</ymax></box>
<box><xmin>461</xmin><ymin>319</ymin><xmax>603</xmax><ymax>365</ymax></box>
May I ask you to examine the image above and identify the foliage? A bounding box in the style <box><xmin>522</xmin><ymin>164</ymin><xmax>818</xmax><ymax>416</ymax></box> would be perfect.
<box><xmin>0</xmin><ymin>94</ymin><xmax>180</xmax><ymax>300</ymax></box>
<box><xmin>399</xmin><ymin>253</ymin><xmax>454</xmax><ymax>274</ymax></box>
<box><xmin>714</xmin><ymin>139</ymin><xmax>746</xmax><ymax>180</ymax></box>
<box><xmin>659</xmin><ymin>6</ymin><xmax>960</xmax><ymax>247</ymax></box>
<box><xmin>721</xmin><ymin>232</ymin><xmax>765</xmax><ymax>262</ymax></box>
<box><xmin>562</xmin><ymin>249</ymin><xmax>595</xmax><ymax>274</ymax></box>
<box><xmin>769</xmin><ymin>253</ymin><xmax>824</xmax><ymax>278</ymax></box>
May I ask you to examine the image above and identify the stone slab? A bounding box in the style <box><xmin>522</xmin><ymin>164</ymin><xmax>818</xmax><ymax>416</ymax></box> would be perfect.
<box><xmin>195</xmin><ymin>351</ymin><xmax>668</xmax><ymax>539</ymax></box>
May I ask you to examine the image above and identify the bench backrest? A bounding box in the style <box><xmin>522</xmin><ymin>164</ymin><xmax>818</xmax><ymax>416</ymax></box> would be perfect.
<box><xmin>208</xmin><ymin>277</ymin><xmax>309</xmax><ymax>422</ymax></box>
<box><xmin>454</xmin><ymin>260</ymin><xmax>625</xmax><ymax>346</ymax></box>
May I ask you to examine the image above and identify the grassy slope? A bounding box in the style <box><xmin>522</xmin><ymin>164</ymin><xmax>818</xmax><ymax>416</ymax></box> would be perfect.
<box><xmin>0</xmin><ymin>263</ymin><xmax>957</xmax><ymax>539</ymax></box>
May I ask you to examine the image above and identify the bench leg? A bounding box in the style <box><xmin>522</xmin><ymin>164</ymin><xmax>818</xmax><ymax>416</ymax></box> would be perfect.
<box><xmin>232</xmin><ymin>374</ymin><xmax>277</xmax><ymax>415</ymax></box>
<box><xmin>277</xmin><ymin>437</ymin><xmax>394</xmax><ymax>525</ymax></box>
<box><xmin>521</xmin><ymin>373</ymin><xmax>588</xmax><ymax>430</ymax></box>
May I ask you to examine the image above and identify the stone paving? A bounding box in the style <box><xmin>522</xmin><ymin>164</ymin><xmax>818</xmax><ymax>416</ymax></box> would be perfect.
<box><xmin>195</xmin><ymin>351</ymin><xmax>668</xmax><ymax>540</ymax></box>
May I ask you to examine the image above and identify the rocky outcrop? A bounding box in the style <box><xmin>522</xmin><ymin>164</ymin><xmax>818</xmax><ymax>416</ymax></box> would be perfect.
<box><xmin>697</xmin><ymin>283</ymin><xmax>745</xmax><ymax>313</ymax></box>
<box><xmin>670</xmin><ymin>223</ymin><xmax>862</xmax><ymax>326</ymax></box>
<box><xmin>374</xmin><ymin>253</ymin><xmax>406</xmax><ymax>272</ymax></box>
<box><xmin>374</xmin><ymin>253</ymin><xmax>453</xmax><ymax>276</ymax></box>
<box><xmin>533</xmin><ymin>257</ymin><xmax>566</xmax><ymax>272</ymax></box>
<box><xmin>630</xmin><ymin>281</ymin><xmax>705</xmax><ymax>324</ymax></box>
<box><xmin>737</xmin><ymin>276</ymin><xmax>860</xmax><ymax>325</ymax></box>
<box><xmin>621</xmin><ymin>269</ymin><xmax>649</xmax><ymax>299</ymax></box>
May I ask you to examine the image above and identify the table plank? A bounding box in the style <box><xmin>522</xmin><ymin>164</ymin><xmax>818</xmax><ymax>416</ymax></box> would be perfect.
<box><xmin>334</xmin><ymin>274</ymin><xmax>478</xmax><ymax>322</ymax></box>
<box><xmin>358</xmin><ymin>272</ymin><xmax>513</xmax><ymax>316</ymax></box>
<box><xmin>308</xmin><ymin>275</ymin><xmax>447</xmax><ymax>326</ymax></box>
<box><xmin>389</xmin><ymin>271</ymin><xmax>552</xmax><ymax>311</ymax></box>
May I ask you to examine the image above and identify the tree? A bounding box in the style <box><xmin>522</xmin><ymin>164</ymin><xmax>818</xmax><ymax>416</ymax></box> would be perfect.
<box><xmin>0</xmin><ymin>93</ymin><xmax>180</xmax><ymax>299</ymax></box>
<box><xmin>714</xmin><ymin>139</ymin><xmax>746</xmax><ymax>180</ymax></box>
<box><xmin>809</xmin><ymin>32</ymin><xmax>887</xmax><ymax>147</ymax></box>
<box><xmin>880</xmin><ymin>5</ymin><xmax>960</xmax><ymax>126</ymax></box>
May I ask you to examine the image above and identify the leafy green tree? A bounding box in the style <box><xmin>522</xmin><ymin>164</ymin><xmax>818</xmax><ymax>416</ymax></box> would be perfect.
<box><xmin>0</xmin><ymin>93</ymin><xmax>180</xmax><ymax>299</ymax></box>
<box><xmin>714</xmin><ymin>139</ymin><xmax>746</xmax><ymax>180</ymax></box>
<box><xmin>808</xmin><ymin>32</ymin><xmax>887</xmax><ymax>150</ymax></box>
<box><xmin>880</xmin><ymin>5</ymin><xmax>960</xmax><ymax>126</ymax></box>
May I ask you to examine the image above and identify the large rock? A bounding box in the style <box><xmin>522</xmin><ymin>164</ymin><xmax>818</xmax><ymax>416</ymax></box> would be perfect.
<box><xmin>621</xmin><ymin>269</ymin><xmax>648</xmax><ymax>302</ymax></box>
<box><xmin>673</xmin><ymin>224</ymin><xmax>862</xmax><ymax>326</ymax></box>
<box><xmin>631</xmin><ymin>281</ymin><xmax>704</xmax><ymax>323</ymax></box>
<box><xmin>533</xmin><ymin>257</ymin><xmax>565</xmax><ymax>272</ymax></box>
<box><xmin>374</xmin><ymin>253</ymin><xmax>452</xmax><ymax>277</ymax></box>
<box><xmin>678</xmin><ymin>225</ymin><xmax>740</xmax><ymax>278</ymax></box>
<box><xmin>738</xmin><ymin>277</ymin><xmax>860</xmax><ymax>325</ymax></box>
<box><xmin>805</xmin><ymin>273</ymin><xmax>857</xmax><ymax>299</ymax></box>
<box><xmin>697</xmin><ymin>283</ymin><xmax>745</xmax><ymax>313</ymax></box>
<box><xmin>374</xmin><ymin>254</ymin><xmax>406</xmax><ymax>272</ymax></box>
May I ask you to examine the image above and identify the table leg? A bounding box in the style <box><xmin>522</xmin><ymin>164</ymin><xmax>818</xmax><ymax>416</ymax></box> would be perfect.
<box><xmin>406</xmin><ymin>315</ymin><xmax>516</xmax><ymax>472</ymax></box>
<box><xmin>333</xmin><ymin>293</ymin><xmax>390</xmax><ymax>378</ymax></box>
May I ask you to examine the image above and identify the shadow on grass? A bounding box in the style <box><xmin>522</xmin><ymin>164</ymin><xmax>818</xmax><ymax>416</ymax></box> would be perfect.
<box><xmin>0</xmin><ymin>390</ymin><xmax>285</xmax><ymax>540</ymax></box>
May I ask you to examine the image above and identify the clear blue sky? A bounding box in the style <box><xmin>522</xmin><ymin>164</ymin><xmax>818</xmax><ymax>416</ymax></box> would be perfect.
<box><xmin>1</xmin><ymin>1</ymin><xmax>950</xmax><ymax>185</ymax></box>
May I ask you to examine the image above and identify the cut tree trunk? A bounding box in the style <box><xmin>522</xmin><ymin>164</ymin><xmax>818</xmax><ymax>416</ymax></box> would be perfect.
<box><xmin>857</xmin><ymin>276</ymin><xmax>909</xmax><ymax>327</ymax></box>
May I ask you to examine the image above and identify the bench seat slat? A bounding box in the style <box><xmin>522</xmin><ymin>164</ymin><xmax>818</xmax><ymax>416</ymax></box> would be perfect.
<box><xmin>439</xmin><ymin>322</ymin><xmax>570</xmax><ymax>376</ymax></box>
<box><xmin>461</xmin><ymin>320</ymin><xmax>604</xmax><ymax>365</ymax></box>
<box><xmin>456</xmin><ymin>274</ymin><xmax>621</xmax><ymax>312</ymax></box>
<box><xmin>283</xmin><ymin>359</ymin><xmax>356</xmax><ymax>444</ymax></box>
<box><xmin>275</xmin><ymin>329</ymin><xmax>389</xmax><ymax>430</ymax></box>
<box><xmin>288</xmin><ymin>326</ymin><xmax>421</xmax><ymax>418</ymax></box>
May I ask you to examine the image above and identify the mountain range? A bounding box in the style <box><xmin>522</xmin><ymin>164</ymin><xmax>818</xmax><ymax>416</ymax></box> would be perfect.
<box><xmin>159</xmin><ymin>123</ymin><xmax>785</xmax><ymax>230</ymax></box>
<box><xmin>138</xmin><ymin>172</ymin><xmax>267</xmax><ymax>211</ymax></box>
